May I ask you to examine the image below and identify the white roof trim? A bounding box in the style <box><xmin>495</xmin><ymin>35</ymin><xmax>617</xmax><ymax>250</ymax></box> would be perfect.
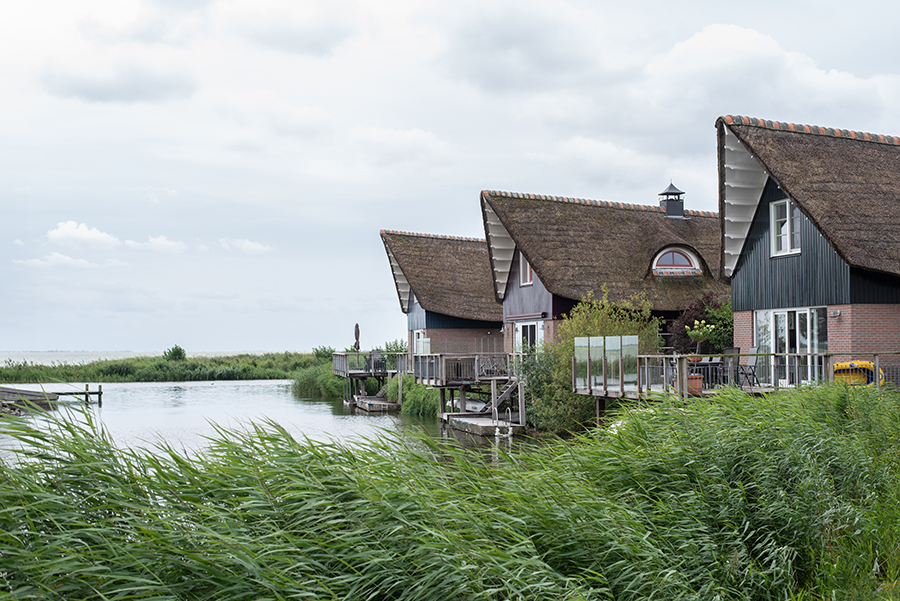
<box><xmin>482</xmin><ymin>198</ymin><xmax>514</xmax><ymax>300</ymax></box>
<box><xmin>722</xmin><ymin>126</ymin><xmax>769</xmax><ymax>277</ymax></box>
<box><xmin>385</xmin><ymin>246</ymin><xmax>411</xmax><ymax>313</ymax></box>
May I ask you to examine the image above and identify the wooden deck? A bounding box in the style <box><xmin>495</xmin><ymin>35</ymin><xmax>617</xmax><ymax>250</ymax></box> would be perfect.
<box><xmin>352</xmin><ymin>395</ymin><xmax>400</xmax><ymax>413</ymax></box>
<box><xmin>440</xmin><ymin>412</ymin><xmax>526</xmax><ymax>437</ymax></box>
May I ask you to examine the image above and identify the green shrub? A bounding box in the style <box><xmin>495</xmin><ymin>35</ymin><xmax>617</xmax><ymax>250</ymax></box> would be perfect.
<box><xmin>162</xmin><ymin>345</ymin><xmax>187</xmax><ymax>361</ymax></box>
<box><xmin>386</xmin><ymin>375</ymin><xmax>439</xmax><ymax>417</ymax></box>
<box><xmin>293</xmin><ymin>362</ymin><xmax>345</xmax><ymax>398</ymax></box>
<box><xmin>526</xmin><ymin>289</ymin><xmax>661</xmax><ymax>434</ymax></box>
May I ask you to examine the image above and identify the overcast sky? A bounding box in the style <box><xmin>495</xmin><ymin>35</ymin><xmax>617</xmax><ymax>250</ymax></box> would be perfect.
<box><xmin>4</xmin><ymin>0</ymin><xmax>900</xmax><ymax>353</ymax></box>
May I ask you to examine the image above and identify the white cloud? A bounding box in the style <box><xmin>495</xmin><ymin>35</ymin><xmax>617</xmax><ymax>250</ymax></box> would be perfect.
<box><xmin>125</xmin><ymin>235</ymin><xmax>187</xmax><ymax>253</ymax></box>
<box><xmin>353</xmin><ymin>126</ymin><xmax>454</xmax><ymax>168</ymax></box>
<box><xmin>220</xmin><ymin>238</ymin><xmax>274</xmax><ymax>254</ymax></box>
<box><xmin>13</xmin><ymin>239</ymin><xmax>24</xmax><ymax>246</ymax></box>
<box><xmin>42</xmin><ymin>62</ymin><xmax>197</xmax><ymax>103</ymax></box>
<box><xmin>47</xmin><ymin>221</ymin><xmax>121</xmax><ymax>249</ymax></box>
<box><xmin>13</xmin><ymin>252</ymin><xmax>99</xmax><ymax>269</ymax></box>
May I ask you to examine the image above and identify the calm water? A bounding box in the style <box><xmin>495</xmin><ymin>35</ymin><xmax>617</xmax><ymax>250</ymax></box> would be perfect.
<box><xmin>0</xmin><ymin>380</ymin><xmax>449</xmax><ymax>458</ymax></box>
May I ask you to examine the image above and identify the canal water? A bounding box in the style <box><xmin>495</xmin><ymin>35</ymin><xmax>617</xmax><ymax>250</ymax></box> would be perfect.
<box><xmin>0</xmin><ymin>380</ymin><xmax>455</xmax><ymax>458</ymax></box>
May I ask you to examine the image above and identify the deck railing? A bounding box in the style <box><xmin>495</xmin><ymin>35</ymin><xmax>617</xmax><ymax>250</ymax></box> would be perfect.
<box><xmin>412</xmin><ymin>353</ymin><xmax>512</xmax><ymax>386</ymax></box>
<box><xmin>574</xmin><ymin>348</ymin><xmax>900</xmax><ymax>398</ymax></box>
<box><xmin>332</xmin><ymin>352</ymin><xmax>407</xmax><ymax>377</ymax></box>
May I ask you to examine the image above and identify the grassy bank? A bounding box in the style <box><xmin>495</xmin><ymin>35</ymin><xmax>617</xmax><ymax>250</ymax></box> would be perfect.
<box><xmin>2</xmin><ymin>384</ymin><xmax>899</xmax><ymax>598</ymax></box>
<box><xmin>0</xmin><ymin>350</ymin><xmax>320</xmax><ymax>384</ymax></box>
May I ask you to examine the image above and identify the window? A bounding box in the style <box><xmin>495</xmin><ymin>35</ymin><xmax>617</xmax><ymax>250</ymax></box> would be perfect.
<box><xmin>514</xmin><ymin>321</ymin><xmax>543</xmax><ymax>353</ymax></box>
<box><xmin>771</xmin><ymin>199</ymin><xmax>801</xmax><ymax>256</ymax></box>
<box><xmin>652</xmin><ymin>247</ymin><xmax>701</xmax><ymax>276</ymax></box>
<box><xmin>519</xmin><ymin>251</ymin><xmax>533</xmax><ymax>286</ymax></box>
<box><xmin>656</xmin><ymin>250</ymin><xmax>692</xmax><ymax>267</ymax></box>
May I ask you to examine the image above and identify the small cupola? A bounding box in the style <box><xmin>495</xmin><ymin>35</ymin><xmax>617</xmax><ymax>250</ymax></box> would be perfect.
<box><xmin>659</xmin><ymin>182</ymin><xmax>685</xmax><ymax>218</ymax></box>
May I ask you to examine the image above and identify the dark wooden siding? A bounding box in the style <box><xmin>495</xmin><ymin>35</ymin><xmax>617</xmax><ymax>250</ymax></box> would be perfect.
<box><xmin>732</xmin><ymin>178</ymin><xmax>850</xmax><ymax>312</ymax></box>
<box><xmin>408</xmin><ymin>290</ymin><xmax>501</xmax><ymax>330</ymax></box>
<box><xmin>849</xmin><ymin>268</ymin><xmax>900</xmax><ymax>304</ymax></box>
<box><xmin>552</xmin><ymin>295</ymin><xmax>578</xmax><ymax>320</ymax></box>
<box><xmin>503</xmin><ymin>249</ymin><xmax>554</xmax><ymax>320</ymax></box>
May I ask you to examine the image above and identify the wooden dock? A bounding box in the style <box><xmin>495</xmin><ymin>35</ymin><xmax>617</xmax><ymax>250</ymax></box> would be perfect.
<box><xmin>0</xmin><ymin>385</ymin><xmax>103</xmax><ymax>408</ymax></box>
<box><xmin>440</xmin><ymin>412</ymin><xmax>526</xmax><ymax>437</ymax></box>
<box><xmin>353</xmin><ymin>395</ymin><xmax>400</xmax><ymax>413</ymax></box>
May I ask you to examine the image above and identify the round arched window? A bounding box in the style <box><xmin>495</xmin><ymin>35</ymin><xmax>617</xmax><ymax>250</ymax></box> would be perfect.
<box><xmin>652</xmin><ymin>247</ymin><xmax>702</xmax><ymax>276</ymax></box>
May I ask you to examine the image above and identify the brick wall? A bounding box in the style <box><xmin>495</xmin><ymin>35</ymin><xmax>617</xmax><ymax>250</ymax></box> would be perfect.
<box><xmin>733</xmin><ymin>310</ymin><xmax>754</xmax><ymax>352</ymax></box>
<box><xmin>830</xmin><ymin>304</ymin><xmax>900</xmax><ymax>375</ymax></box>
<box><xmin>424</xmin><ymin>328</ymin><xmax>504</xmax><ymax>354</ymax></box>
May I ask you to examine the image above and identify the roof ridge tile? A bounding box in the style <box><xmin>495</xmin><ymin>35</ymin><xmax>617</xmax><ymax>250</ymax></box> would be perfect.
<box><xmin>722</xmin><ymin>114</ymin><xmax>900</xmax><ymax>147</ymax></box>
<box><xmin>381</xmin><ymin>229</ymin><xmax>484</xmax><ymax>243</ymax></box>
<box><xmin>486</xmin><ymin>190</ymin><xmax>718</xmax><ymax>217</ymax></box>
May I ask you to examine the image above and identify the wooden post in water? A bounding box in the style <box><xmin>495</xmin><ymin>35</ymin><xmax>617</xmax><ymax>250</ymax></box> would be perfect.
<box><xmin>98</xmin><ymin>384</ymin><xmax>103</xmax><ymax>407</ymax></box>
<box><xmin>85</xmin><ymin>384</ymin><xmax>89</xmax><ymax>403</ymax></box>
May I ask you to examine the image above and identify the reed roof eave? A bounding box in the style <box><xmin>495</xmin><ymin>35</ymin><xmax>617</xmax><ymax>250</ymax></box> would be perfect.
<box><xmin>380</xmin><ymin>230</ymin><xmax>503</xmax><ymax>323</ymax></box>
<box><xmin>718</xmin><ymin>115</ymin><xmax>900</xmax><ymax>278</ymax></box>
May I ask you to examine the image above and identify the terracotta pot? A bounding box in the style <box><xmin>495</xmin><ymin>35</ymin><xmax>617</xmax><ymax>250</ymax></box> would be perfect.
<box><xmin>675</xmin><ymin>374</ymin><xmax>704</xmax><ymax>396</ymax></box>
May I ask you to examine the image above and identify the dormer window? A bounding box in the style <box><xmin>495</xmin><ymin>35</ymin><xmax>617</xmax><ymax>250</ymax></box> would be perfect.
<box><xmin>519</xmin><ymin>251</ymin><xmax>533</xmax><ymax>286</ymax></box>
<box><xmin>652</xmin><ymin>247</ymin><xmax>702</xmax><ymax>276</ymax></box>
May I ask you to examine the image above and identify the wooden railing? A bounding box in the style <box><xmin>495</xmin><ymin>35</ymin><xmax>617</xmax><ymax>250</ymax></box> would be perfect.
<box><xmin>573</xmin><ymin>348</ymin><xmax>900</xmax><ymax>399</ymax></box>
<box><xmin>332</xmin><ymin>352</ymin><xmax>407</xmax><ymax>377</ymax></box>
<box><xmin>412</xmin><ymin>353</ymin><xmax>513</xmax><ymax>386</ymax></box>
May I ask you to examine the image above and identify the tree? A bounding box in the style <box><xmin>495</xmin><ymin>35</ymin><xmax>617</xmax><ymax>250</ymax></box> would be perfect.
<box><xmin>525</xmin><ymin>289</ymin><xmax>662</xmax><ymax>434</ymax></box>
<box><xmin>668</xmin><ymin>294</ymin><xmax>733</xmax><ymax>354</ymax></box>
<box><xmin>163</xmin><ymin>345</ymin><xmax>187</xmax><ymax>362</ymax></box>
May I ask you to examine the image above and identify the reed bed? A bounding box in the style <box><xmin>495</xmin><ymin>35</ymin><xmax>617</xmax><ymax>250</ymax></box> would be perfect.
<box><xmin>1</xmin><ymin>384</ymin><xmax>899</xmax><ymax>599</ymax></box>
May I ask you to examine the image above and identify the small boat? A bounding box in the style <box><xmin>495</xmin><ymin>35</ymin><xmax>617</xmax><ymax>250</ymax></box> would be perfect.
<box><xmin>833</xmin><ymin>361</ymin><xmax>885</xmax><ymax>387</ymax></box>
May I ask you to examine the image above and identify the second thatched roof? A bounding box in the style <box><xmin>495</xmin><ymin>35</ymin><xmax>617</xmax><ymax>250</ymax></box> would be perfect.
<box><xmin>481</xmin><ymin>190</ymin><xmax>729</xmax><ymax>312</ymax></box>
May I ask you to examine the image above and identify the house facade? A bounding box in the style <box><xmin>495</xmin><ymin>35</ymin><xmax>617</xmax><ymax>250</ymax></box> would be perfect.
<box><xmin>718</xmin><ymin>115</ymin><xmax>900</xmax><ymax>383</ymax></box>
<box><xmin>480</xmin><ymin>189</ymin><xmax>729</xmax><ymax>354</ymax></box>
<box><xmin>381</xmin><ymin>230</ymin><xmax>504</xmax><ymax>355</ymax></box>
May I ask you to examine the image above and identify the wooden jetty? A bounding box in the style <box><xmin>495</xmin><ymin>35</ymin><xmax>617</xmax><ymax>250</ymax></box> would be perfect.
<box><xmin>353</xmin><ymin>395</ymin><xmax>400</xmax><ymax>413</ymax></box>
<box><xmin>440</xmin><ymin>412</ymin><xmax>526</xmax><ymax>437</ymax></box>
<box><xmin>0</xmin><ymin>385</ymin><xmax>103</xmax><ymax>409</ymax></box>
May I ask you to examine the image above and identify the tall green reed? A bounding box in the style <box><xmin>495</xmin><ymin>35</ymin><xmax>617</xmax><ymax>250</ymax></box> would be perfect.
<box><xmin>1</xmin><ymin>384</ymin><xmax>899</xmax><ymax>599</ymax></box>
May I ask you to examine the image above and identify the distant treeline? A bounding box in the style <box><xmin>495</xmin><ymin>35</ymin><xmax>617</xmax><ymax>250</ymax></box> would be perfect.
<box><xmin>0</xmin><ymin>346</ymin><xmax>324</xmax><ymax>384</ymax></box>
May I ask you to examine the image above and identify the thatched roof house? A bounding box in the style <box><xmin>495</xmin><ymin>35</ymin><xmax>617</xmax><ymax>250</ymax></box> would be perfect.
<box><xmin>380</xmin><ymin>230</ymin><xmax>502</xmax><ymax>354</ymax></box>
<box><xmin>717</xmin><ymin>115</ymin><xmax>900</xmax><ymax>374</ymax></box>
<box><xmin>480</xmin><ymin>190</ymin><xmax>729</xmax><ymax>312</ymax></box>
<box><xmin>718</xmin><ymin>115</ymin><xmax>900</xmax><ymax>279</ymax></box>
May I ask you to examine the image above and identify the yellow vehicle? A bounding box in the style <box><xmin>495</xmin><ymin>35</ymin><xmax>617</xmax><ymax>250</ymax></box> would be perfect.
<box><xmin>833</xmin><ymin>361</ymin><xmax>885</xmax><ymax>387</ymax></box>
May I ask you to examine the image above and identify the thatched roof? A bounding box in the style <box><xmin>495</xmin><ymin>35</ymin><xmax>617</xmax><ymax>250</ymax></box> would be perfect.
<box><xmin>718</xmin><ymin>115</ymin><xmax>900</xmax><ymax>278</ymax></box>
<box><xmin>380</xmin><ymin>230</ymin><xmax>502</xmax><ymax>323</ymax></box>
<box><xmin>480</xmin><ymin>190</ymin><xmax>729</xmax><ymax>312</ymax></box>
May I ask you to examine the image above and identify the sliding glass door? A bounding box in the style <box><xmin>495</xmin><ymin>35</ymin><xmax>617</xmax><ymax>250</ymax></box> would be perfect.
<box><xmin>755</xmin><ymin>307</ymin><xmax>827</xmax><ymax>386</ymax></box>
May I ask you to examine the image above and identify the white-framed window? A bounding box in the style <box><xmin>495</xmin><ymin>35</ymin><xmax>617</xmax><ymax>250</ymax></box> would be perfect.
<box><xmin>651</xmin><ymin>247</ymin><xmax>702</xmax><ymax>276</ymax></box>
<box><xmin>514</xmin><ymin>321</ymin><xmax>543</xmax><ymax>353</ymax></box>
<box><xmin>771</xmin><ymin>199</ymin><xmax>801</xmax><ymax>256</ymax></box>
<box><xmin>519</xmin><ymin>251</ymin><xmax>533</xmax><ymax>286</ymax></box>
<box><xmin>413</xmin><ymin>330</ymin><xmax>430</xmax><ymax>354</ymax></box>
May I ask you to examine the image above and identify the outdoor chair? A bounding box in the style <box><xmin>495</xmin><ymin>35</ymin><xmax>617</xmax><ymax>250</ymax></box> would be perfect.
<box><xmin>738</xmin><ymin>347</ymin><xmax>761</xmax><ymax>389</ymax></box>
